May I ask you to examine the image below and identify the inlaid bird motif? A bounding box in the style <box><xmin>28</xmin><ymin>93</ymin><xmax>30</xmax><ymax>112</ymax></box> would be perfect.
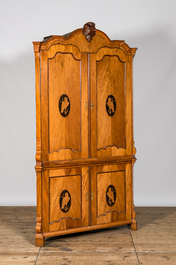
<box><xmin>107</xmin><ymin>186</ymin><xmax>115</xmax><ymax>206</ymax></box>
<box><xmin>61</xmin><ymin>97</ymin><xmax>70</xmax><ymax>116</ymax></box>
<box><xmin>107</xmin><ymin>97</ymin><xmax>115</xmax><ymax>115</ymax></box>
<box><xmin>61</xmin><ymin>192</ymin><xmax>70</xmax><ymax>212</ymax></box>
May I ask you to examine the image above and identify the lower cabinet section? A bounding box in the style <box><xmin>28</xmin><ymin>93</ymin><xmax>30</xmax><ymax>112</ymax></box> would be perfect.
<box><xmin>41</xmin><ymin>163</ymin><xmax>133</xmax><ymax>237</ymax></box>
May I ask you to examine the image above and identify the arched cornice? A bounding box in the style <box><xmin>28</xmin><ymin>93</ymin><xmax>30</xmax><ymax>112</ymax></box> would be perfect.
<box><xmin>33</xmin><ymin>23</ymin><xmax>137</xmax><ymax>55</ymax></box>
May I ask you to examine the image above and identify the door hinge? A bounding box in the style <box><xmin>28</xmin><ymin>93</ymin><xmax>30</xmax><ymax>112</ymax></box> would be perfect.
<box><xmin>91</xmin><ymin>191</ymin><xmax>94</xmax><ymax>200</ymax></box>
<box><xmin>91</xmin><ymin>102</ymin><xmax>93</xmax><ymax>110</ymax></box>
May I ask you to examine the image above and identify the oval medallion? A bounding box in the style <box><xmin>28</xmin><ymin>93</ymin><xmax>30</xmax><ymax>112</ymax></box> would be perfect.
<box><xmin>59</xmin><ymin>190</ymin><xmax>71</xmax><ymax>213</ymax></box>
<box><xmin>106</xmin><ymin>95</ymin><xmax>116</xmax><ymax>116</ymax></box>
<box><xmin>106</xmin><ymin>185</ymin><xmax>116</xmax><ymax>206</ymax></box>
<box><xmin>59</xmin><ymin>94</ymin><xmax>70</xmax><ymax>117</ymax></box>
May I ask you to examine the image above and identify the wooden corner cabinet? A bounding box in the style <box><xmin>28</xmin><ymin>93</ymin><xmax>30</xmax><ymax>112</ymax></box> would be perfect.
<box><xmin>33</xmin><ymin>22</ymin><xmax>137</xmax><ymax>247</ymax></box>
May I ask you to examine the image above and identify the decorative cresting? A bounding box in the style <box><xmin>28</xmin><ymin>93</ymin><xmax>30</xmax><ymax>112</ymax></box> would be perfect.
<box><xmin>106</xmin><ymin>95</ymin><xmax>116</xmax><ymax>116</ymax></box>
<box><xmin>106</xmin><ymin>185</ymin><xmax>116</xmax><ymax>206</ymax></box>
<box><xmin>83</xmin><ymin>22</ymin><xmax>96</xmax><ymax>42</ymax></box>
<box><xmin>59</xmin><ymin>190</ymin><xmax>71</xmax><ymax>213</ymax></box>
<box><xmin>59</xmin><ymin>94</ymin><xmax>70</xmax><ymax>117</ymax></box>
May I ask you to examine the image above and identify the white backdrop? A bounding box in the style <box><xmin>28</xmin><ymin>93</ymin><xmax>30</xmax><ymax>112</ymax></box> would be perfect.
<box><xmin>0</xmin><ymin>0</ymin><xmax>176</xmax><ymax>206</ymax></box>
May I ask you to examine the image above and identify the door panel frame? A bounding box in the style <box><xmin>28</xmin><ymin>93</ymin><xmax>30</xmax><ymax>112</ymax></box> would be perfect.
<box><xmin>42</xmin><ymin>167</ymin><xmax>89</xmax><ymax>232</ymax></box>
<box><xmin>91</xmin><ymin>163</ymin><xmax>132</xmax><ymax>226</ymax></box>
<box><xmin>40</xmin><ymin>46</ymin><xmax>89</xmax><ymax>162</ymax></box>
<box><xmin>90</xmin><ymin>48</ymin><xmax>133</xmax><ymax>158</ymax></box>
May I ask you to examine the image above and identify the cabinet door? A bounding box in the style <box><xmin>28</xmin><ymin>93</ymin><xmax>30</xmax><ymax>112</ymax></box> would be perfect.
<box><xmin>90</xmin><ymin>48</ymin><xmax>133</xmax><ymax>158</ymax></box>
<box><xmin>42</xmin><ymin>167</ymin><xmax>89</xmax><ymax>233</ymax></box>
<box><xmin>40</xmin><ymin>45</ymin><xmax>88</xmax><ymax>162</ymax></box>
<box><xmin>91</xmin><ymin>164</ymin><xmax>133</xmax><ymax>226</ymax></box>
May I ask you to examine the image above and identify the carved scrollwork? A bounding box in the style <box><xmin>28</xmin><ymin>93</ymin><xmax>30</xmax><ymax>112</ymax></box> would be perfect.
<box><xmin>36</xmin><ymin>216</ymin><xmax>42</xmax><ymax>233</ymax></box>
<box><xmin>83</xmin><ymin>22</ymin><xmax>96</xmax><ymax>42</ymax></box>
<box><xmin>133</xmin><ymin>140</ymin><xmax>136</xmax><ymax>155</ymax></box>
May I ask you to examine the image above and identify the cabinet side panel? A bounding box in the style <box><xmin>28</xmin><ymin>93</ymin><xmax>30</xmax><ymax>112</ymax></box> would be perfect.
<box><xmin>126</xmin><ymin>163</ymin><xmax>132</xmax><ymax>220</ymax></box>
<box><xmin>42</xmin><ymin>170</ymin><xmax>49</xmax><ymax>233</ymax></box>
<box><xmin>125</xmin><ymin>55</ymin><xmax>133</xmax><ymax>155</ymax></box>
<box><xmin>33</xmin><ymin>43</ymin><xmax>42</xmax><ymax>165</ymax></box>
<box><xmin>41</xmin><ymin>51</ymin><xmax>49</xmax><ymax>162</ymax></box>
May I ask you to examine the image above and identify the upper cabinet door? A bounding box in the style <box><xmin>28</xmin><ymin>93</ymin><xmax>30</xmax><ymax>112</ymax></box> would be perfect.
<box><xmin>90</xmin><ymin>48</ymin><xmax>133</xmax><ymax>158</ymax></box>
<box><xmin>40</xmin><ymin>45</ymin><xmax>88</xmax><ymax>162</ymax></box>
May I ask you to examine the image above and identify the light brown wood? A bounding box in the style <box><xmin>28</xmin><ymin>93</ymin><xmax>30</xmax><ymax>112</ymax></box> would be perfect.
<box><xmin>35</xmin><ymin>234</ymin><xmax>45</xmax><ymax>247</ymax></box>
<box><xmin>48</xmin><ymin>167</ymin><xmax>89</xmax><ymax>232</ymax></box>
<box><xmin>131</xmin><ymin>221</ymin><xmax>138</xmax><ymax>230</ymax></box>
<box><xmin>33</xmin><ymin>22</ymin><xmax>137</xmax><ymax>246</ymax></box>
<box><xmin>91</xmin><ymin>164</ymin><xmax>127</xmax><ymax>226</ymax></box>
<box><xmin>43</xmin><ymin>219</ymin><xmax>133</xmax><ymax>238</ymax></box>
<box><xmin>42</xmin><ymin>155</ymin><xmax>136</xmax><ymax>169</ymax></box>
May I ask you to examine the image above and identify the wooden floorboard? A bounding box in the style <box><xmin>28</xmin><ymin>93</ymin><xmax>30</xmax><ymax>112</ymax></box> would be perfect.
<box><xmin>0</xmin><ymin>207</ymin><xmax>176</xmax><ymax>264</ymax></box>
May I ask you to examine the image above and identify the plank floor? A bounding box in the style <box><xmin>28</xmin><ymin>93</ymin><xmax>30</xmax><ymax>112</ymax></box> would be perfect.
<box><xmin>0</xmin><ymin>207</ymin><xmax>176</xmax><ymax>264</ymax></box>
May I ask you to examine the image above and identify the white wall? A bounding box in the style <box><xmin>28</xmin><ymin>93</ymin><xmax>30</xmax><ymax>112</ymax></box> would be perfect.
<box><xmin>0</xmin><ymin>0</ymin><xmax>176</xmax><ymax>206</ymax></box>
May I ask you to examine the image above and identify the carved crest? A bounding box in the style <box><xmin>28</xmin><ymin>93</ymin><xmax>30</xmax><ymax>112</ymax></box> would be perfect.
<box><xmin>83</xmin><ymin>22</ymin><xmax>96</xmax><ymax>42</ymax></box>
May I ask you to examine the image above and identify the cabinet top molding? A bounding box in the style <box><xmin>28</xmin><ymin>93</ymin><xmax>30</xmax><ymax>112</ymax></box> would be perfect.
<box><xmin>33</xmin><ymin>23</ymin><xmax>137</xmax><ymax>56</ymax></box>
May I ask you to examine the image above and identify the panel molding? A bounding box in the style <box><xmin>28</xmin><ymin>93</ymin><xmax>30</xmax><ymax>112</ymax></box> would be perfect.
<box><xmin>97</xmin><ymin>144</ymin><xmax>126</xmax><ymax>151</ymax></box>
<box><xmin>47</xmin><ymin>44</ymin><xmax>81</xmax><ymax>60</ymax></box>
<box><xmin>49</xmin><ymin>216</ymin><xmax>82</xmax><ymax>225</ymax></box>
<box><xmin>96</xmin><ymin>53</ymin><xmax>126</xmax><ymax>64</ymax></box>
<box><xmin>49</xmin><ymin>147</ymin><xmax>81</xmax><ymax>154</ymax></box>
<box><xmin>96</xmin><ymin>47</ymin><xmax>127</xmax><ymax>62</ymax></box>
<box><xmin>97</xmin><ymin>210</ymin><xmax>125</xmax><ymax>219</ymax></box>
<box><xmin>48</xmin><ymin>51</ymin><xmax>81</xmax><ymax>61</ymax></box>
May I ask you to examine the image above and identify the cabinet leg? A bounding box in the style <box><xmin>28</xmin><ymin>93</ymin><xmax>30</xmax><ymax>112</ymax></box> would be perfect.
<box><xmin>130</xmin><ymin>220</ymin><xmax>138</xmax><ymax>231</ymax></box>
<box><xmin>35</xmin><ymin>234</ymin><xmax>45</xmax><ymax>247</ymax></box>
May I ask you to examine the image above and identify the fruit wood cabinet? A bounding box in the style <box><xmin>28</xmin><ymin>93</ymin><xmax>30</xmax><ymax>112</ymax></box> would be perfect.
<box><xmin>33</xmin><ymin>22</ymin><xmax>137</xmax><ymax>247</ymax></box>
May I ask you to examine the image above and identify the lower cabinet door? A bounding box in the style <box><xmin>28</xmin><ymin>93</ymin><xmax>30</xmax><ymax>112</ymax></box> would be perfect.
<box><xmin>42</xmin><ymin>167</ymin><xmax>89</xmax><ymax>233</ymax></box>
<box><xmin>91</xmin><ymin>164</ymin><xmax>133</xmax><ymax>226</ymax></box>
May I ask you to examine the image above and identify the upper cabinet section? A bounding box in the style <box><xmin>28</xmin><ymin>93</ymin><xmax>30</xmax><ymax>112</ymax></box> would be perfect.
<box><xmin>33</xmin><ymin>22</ymin><xmax>137</xmax><ymax>163</ymax></box>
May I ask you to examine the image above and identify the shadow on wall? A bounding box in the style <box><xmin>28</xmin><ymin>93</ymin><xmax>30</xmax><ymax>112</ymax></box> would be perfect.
<box><xmin>127</xmin><ymin>26</ymin><xmax>176</xmax><ymax>206</ymax></box>
<box><xmin>0</xmin><ymin>52</ymin><xmax>36</xmax><ymax>206</ymax></box>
